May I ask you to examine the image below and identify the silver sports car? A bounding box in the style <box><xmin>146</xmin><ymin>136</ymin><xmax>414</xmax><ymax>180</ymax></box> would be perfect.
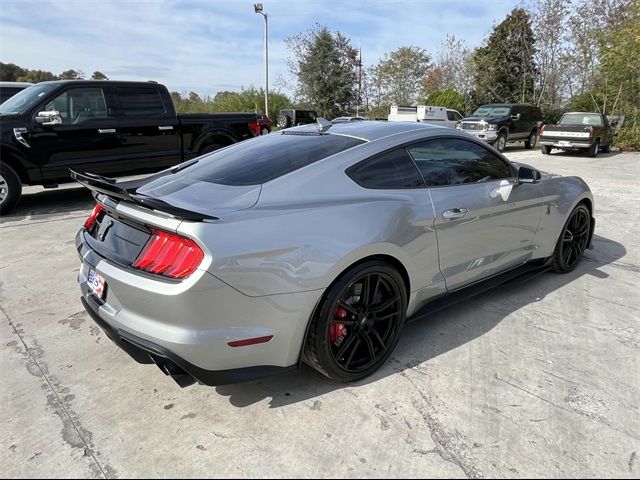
<box><xmin>73</xmin><ymin>121</ymin><xmax>595</xmax><ymax>387</ymax></box>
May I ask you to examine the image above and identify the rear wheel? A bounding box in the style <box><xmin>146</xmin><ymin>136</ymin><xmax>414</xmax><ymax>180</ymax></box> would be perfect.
<box><xmin>261</xmin><ymin>127</ymin><xmax>270</xmax><ymax>136</ymax></box>
<box><xmin>0</xmin><ymin>163</ymin><xmax>22</xmax><ymax>215</ymax></box>
<box><xmin>587</xmin><ymin>140</ymin><xmax>599</xmax><ymax>157</ymax></box>
<box><xmin>541</xmin><ymin>145</ymin><xmax>552</xmax><ymax>155</ymax></box>
<box><xmin>304</xmin><ymin>261</ymin><xmax>407</xmax><ymax>382</ymax></box>
<box><xmin>524</xmin><ymin>130</ymin><xmax>538</xmax><ymax>149</ymax></box>
<box><xmin>551</xmin><ymin>204</ymin><xmax>591</xmax><ymax>273</ymax></box>
<box><xmin>602</xmin><ymin>142</ymin><xmax>612</xmax><ymax>153</ymax></box>
<box><xmin>277</xmin><ymin>115</ymin><xmax>291</xmax><ymax>129</ymax></box>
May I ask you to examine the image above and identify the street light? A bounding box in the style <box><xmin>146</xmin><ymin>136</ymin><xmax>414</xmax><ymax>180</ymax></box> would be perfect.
<box><xmin>254</xmin><ymin>3</ymin><xmax>268</xmax><ymax>119</ymax></box>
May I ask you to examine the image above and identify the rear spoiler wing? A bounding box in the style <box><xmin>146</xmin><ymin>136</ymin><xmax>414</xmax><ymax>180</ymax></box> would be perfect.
<box><xmin>70</xmin><ymin>170</ymin><xmax>218</xmax><ymax>221</ymax></box>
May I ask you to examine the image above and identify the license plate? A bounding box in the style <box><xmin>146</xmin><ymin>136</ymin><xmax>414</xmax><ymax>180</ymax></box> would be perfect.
<box><xmin>87</xmin><ymin>269</ymin><xmax>106</xmax><ymax>299</ymax></box>
<box><xmin>558</xmin><ymin>140</ymin><xmax>572</xmax><ymax>147</ymax></box>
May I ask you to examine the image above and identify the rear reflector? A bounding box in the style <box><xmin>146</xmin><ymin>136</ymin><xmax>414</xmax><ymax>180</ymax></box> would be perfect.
<box><xmin>227</xmin><ymin>335</ymin><xmax>274</xmax><ymax>348</ymax></box>
<box><xmin>84</xmin><ymin>203</ymin><xmax>104</xmax><ymax>230</ymax></box>
<box><xmin>132</xmin><ymin>229</ymin><xmax>204</xmax><ymax>279</ymax></box>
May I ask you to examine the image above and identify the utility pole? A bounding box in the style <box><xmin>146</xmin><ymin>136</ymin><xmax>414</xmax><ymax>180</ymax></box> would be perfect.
<box><xmin>254</xmin><ymin>4</ymin><xmax>268</xmax><ymax>118</ymax></box>
<box><xmin>357</xmin><ymin>44</ymin><xmax>362</xmax><ymax>117</ymax></box>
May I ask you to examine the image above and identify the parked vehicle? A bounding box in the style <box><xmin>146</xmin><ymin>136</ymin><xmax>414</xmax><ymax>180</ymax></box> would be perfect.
<box><xmin>540</xmin><ymin>112</ymin><xmax>614</xmax><ymax>157</ymax></box>
<box><xmin>277</xmin><ymin>109</ymin><xmax>318</xmax><ymax>129</ymax></box>
<box><xmin>331</xmin><ymin>116</ymin><xmax>366</xmax><ymax>123</ymax></box>
<box><xmin>0</xmin><ymin>81</ymin><xmax>33</xmax><ymax>104</ymax></box>
<box><xmin>249</xmin><ymin>114</ymin><xmax>271</xmax><ymax>136</ymax></box>
<box><xmin>0</xmin><ymin>80</ymin><xmax>259</xmax><ymax>213</ymax></box>
<box><xmin>74</xmin><ymin>121</ymin><xmax>595</xmax><ymax>387</ymax></box>
<box><xmin>388</xmin><ymin>105</ymin><xmax>463</xmax><ymax>129</ymax></box>
<box><xmin>456</xmin><ymin>103</ymin><xmax>542</xmax><ymax>152</ymax></box>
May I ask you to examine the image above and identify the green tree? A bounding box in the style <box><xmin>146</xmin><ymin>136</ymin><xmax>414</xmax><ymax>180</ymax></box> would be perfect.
<box><xmin>0</xmin><ymin>62</ymin><xmax>26</xmax><ymax>81</ymax></box>
<box><xmin>59</xmin><ymin>69</ymin><xmax>85</xmax><ymax>80</ymax></box>
<box><xmin>91</xmin><ymin>71</ymin><xmax>108</xmax><ymax>80</ymax></box>
<box><xmin>472</xmin><ymin>8</ymin><xmax>537</xmax><ymax>105</ymax></box>
<box><xmin>374</xmin><ymin>46</ymin><xmax>430</xmax><ymax>106</ymax></box>
<box><xmin>285</xmin><ymin>24</ymin><xmax>358</xmax><ymax>118</ymax></box>
<box><xmin>425</xmin><ymin>88</ymin><xmax>466</xmax><ymax>115</ymax></box>
<box><xmin>17</xmin><ymin>69</ymin><xmax>58</xmax><ymax>83</ymax></box>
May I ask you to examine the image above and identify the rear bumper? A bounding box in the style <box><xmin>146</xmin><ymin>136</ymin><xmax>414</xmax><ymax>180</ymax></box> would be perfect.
<box><xmin>76</xmin><ymin>230</ymin><xmax>322</xmax><ymax>387</ymax></box>
<box><xmin>540</xmin><ymin>139</ymin><xmax>592</xmax><ymax>149</ymax></box>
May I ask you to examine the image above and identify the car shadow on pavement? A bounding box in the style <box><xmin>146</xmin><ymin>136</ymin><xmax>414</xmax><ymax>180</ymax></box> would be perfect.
<box><xmin>214</xmin><ymin>233</ymin><xmax>627</xmax><ymax>408</ymax></box>
<box><xmin>545</xmin><ymin>150</ymin><xmax>623</xmax><ymax>159</ymax></box>
<box><xmin>0</xmin><ymin>187</ymin><xmax>94</xmax><ymax>224</ymax></box>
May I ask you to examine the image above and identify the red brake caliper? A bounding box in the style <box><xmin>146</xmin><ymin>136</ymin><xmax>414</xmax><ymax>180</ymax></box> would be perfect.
<box><xmin>330</xmin><ymin>306</ymin><xmax>348</xmax><ymax>345</ymax></box>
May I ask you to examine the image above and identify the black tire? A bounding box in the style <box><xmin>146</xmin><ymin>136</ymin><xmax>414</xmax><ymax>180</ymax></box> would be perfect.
<box><xmin>602</xmin><ymin>142</ymin><xmax>611</xmax><ymax>153</ymax></box>
<box><xmin>0</xmin><ymin>163</ymin><xmax>22</xmax><ymax>215</ymax></box>
<box><xmin>541</xmin><ymin>145</ymin><xmax>552</xmax><ymax>155</ymax></box>
<box><xmin>304</xmin><ymin>260</ymin><xmax>407</xmax><ymax>383</ymax></box>
<box><xmin>277</xmin><ymin>115</ymin><xmax>291</xmax><ymax>129</ymax></box>
<box><xmin>524</xmin><ymin>130</ymin><xmax>538</xmax><ymax>149</ymax></box>
<box><xmin>261</xmin><ymin>127</ymin><xmax>270</xmax><ymax>136</ymax></box>
<box><xmin>495</xmin><ymin>131</ymin><xmax>507</xmax><ymax>152</ymax></box>
<box><xmin>199</xmin><ymin>143</ymin><xmax>223</xmax><ymax>155</ymax></box>
<box><xmin>551</xmin><ymin>204</ymin><xmax>591</xmax><ymax>274</ymax></box>
<box><xmin>587</xmin><ymin>140</ymin><xmax>599</xmax><ymax>158</ymax></box>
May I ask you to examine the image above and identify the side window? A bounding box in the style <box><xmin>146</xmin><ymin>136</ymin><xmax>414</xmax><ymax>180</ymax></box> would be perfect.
<box><xmin>406</xmin><ymin>138</ymin><xmax>514</xmax><ymax>187</ymax></box>
<box><xmin>44</xmin><ymin>87</ymin><xmax>110</xmax><ymax>125</ymax></box>
<box><xmin>347</xmin><ymin>148</ymin><xmax>425</xmax><ymax>189</ymax></box>
<box><xmin>116</xmin><ymin>87</ymin><xmax>167</xmax><ymax>117</ymax></box>
<box><xmin>453</xmin><ymin>111</ymin><xmax>463</xmax><ymax>121</ymax></box>
<box><xmin>447</xmin><ymin>111</ymin><xmax>455</xmax><ymax>121</ymax></box>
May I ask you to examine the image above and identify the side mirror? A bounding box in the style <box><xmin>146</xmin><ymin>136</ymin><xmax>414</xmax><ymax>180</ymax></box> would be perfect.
<box><xmin>35</xmin><ymin>110</ymin><xmax>62</xmax><ymax>126</ymax></box>
<box><xmin>518</xmin><ymin>166</ymin><xmax>541</xmax><ymax>184</ymax></box>
<box><xmin>511</xmin><ymin>113</ymin><xmax>521</xmax><ymax>121</ymax></box>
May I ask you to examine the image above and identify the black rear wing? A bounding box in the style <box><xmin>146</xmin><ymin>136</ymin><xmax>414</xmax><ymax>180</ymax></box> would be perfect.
<box><xmin>70</xmin><ymin>170</ymin><xmax>218</xmax><ymax>221</ymax></box>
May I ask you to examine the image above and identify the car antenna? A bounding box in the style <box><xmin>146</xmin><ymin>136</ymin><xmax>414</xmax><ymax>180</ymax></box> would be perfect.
<box><xmin>316</xmin><ymin>117</ymin><xmax>333</xmax><ymax>134</ymax></box>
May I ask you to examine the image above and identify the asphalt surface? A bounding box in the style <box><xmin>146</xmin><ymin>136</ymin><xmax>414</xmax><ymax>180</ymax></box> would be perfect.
<box><xmin>1</xmin><ymin>147</ymin><xmax>639</xmax><ymax>478</ymax></box>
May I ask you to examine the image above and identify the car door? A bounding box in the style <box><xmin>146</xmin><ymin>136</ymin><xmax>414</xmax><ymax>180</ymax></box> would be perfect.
<box><xmin>29</xmin><ymin>85</ymin><xmax>121</xmax><ymax>181</ymax></box>
<box><xmin>112</xmin><ymin>85</ymin><xmax>180</xmax><ymax>174</ymax></box>
<box><xmin>509</xmin><ymin>105</ymin><xmax>526</xmax><ymax>139</ymax></box>
<box><xmin>406</xmin><ymin>137</ymin><xmax>545</xmax><ymax>291</ymax></box>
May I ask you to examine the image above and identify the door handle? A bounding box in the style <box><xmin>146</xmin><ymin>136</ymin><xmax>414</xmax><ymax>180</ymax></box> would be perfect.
<box><xmin>98</xmin><ymin>128</ymin><xmax>117</xmax><ymax>134</ymax></box>
<box><xmin>443</xmin><ymin>208</ymin><xmax>469</xmax><ymax>219</ymax></box>
<box><xmin>158</xmin><ymin>126</ymin><xmax>174</xmax><ymax>131</ymax></box>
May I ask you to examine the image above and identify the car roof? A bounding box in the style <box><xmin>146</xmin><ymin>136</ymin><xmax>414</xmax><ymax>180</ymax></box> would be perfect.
<box><xmin>563</xmin><ymin>111</ymin><xmax>602</xmax><ymax>115</ymax></box>
<box><xmin>34</xmin><ymin>80</ymin><xmax>163</xmax><ymax>87</ymax></box>
<box><xmin>285</xmin><ymin>120</ymin><xmax>439</xmax><ymax>142</ymax></box>
<box><xmin>481</xmin><ymin>103</ymin><xmax>537</xmax><ymax>108</ymax></box>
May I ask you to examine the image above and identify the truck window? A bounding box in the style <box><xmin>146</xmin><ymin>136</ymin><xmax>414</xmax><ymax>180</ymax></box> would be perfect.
<box><xmin>44</xmin><ymin>87</ymin><xmax>110</xmax><ymax>125</ymax></box>
<box><xmin>116</xmin><ymin>87</ymin><xmax>167</xmax><ymax>117</ymax></box>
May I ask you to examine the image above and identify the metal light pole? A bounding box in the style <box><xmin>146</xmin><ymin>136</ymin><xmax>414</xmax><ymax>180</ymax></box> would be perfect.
<box><xmin>254</xmin><ymin>3</ymin><xmax>268</xmax><ymax>118</ymax></box>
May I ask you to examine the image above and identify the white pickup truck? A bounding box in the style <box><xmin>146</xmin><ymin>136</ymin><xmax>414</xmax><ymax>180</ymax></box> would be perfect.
<box><xmin>388</xmin><ymin>105</ymin><xmax>463</xmax><ymax>129</ymax></box>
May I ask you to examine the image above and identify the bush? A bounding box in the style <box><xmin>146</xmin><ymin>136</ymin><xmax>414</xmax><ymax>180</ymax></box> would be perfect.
<box><xmin>616</xmin><ymin>126</ymin><xmax>640</xmax><ymax>151</ymax></box>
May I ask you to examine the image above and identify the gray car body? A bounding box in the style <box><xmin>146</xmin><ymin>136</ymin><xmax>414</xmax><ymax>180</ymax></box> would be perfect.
<box><xmin>77</xmin><ymin>121</ymin><xmax>594</xmax><ymax>381</ymax></box>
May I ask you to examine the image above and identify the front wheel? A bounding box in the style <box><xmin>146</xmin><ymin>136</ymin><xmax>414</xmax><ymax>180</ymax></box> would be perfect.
<box><xmin>551</xmin><ymin>204</ymin><xmax>591</xmax><ymax>273</ymax></box>
<box><xmin>0</xmin><ymin>163</ymin><xmax>22</xmax><ymax>215</ymax></box>
<box><xmin>495</xmin><ymin>132</ymin><xmax>507</xmax><ymax>152</ymax></box>
<box><xmin>304</xmin><ymin>261</ymin><xmax>407</xmax><ymax>382</ymax></box>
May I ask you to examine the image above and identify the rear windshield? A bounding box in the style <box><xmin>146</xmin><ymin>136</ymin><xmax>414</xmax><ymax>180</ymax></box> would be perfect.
<box><xmin>177</xmin><ymin>132</ymin><xmax>365</xmax><ymax>185</ymax></box>
<box><xmin>560</xmin><ymin>113</ymin><xmax>603</xmax><ymax>127</ymax></box>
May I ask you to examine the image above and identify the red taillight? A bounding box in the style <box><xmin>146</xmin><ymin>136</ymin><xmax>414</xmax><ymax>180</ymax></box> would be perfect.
<box><xmin>589</xmin><ymin>126</ymin><xmax>594</xmax><ymax>135</ymax></box>
<box><xmin>84</xmin><ymin>203</ymin><xmax>104</xmax><ymax>230</ymax></box>
<box><xmin>540</xmin><ymin>125</ymin><xmax>544</xmax><ymax>135</ymax></box>
<box><xmin>132</xmin><ymin>229</ymin><xmax>204</xmax><ymax>279</ymax></box>
<box><xmin>248</xmin><ymin>120</ymin><xmax>259</xmax><ymax>136</ymax></box>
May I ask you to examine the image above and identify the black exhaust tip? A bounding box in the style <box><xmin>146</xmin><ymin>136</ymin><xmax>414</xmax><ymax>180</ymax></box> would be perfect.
<box><xmin>150</xmin><ymin>354</ymin><xmax>197</xmax><ymax>388</ymax></box>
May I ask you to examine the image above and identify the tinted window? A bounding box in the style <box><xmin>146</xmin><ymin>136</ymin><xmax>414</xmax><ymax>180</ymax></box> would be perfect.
<box><xmin>347</xmin><ymin>148</ymin><xmax>425</xmax><ymax>189</ymax></box>
<box><xmin>0</xmin><ymin>83</ymin><xmax>57</xmax><ymax>115</ymax></box>
<box><xmin>44</xmin><ymin>87</ymin><xmax>111</xmax><ymax>124</ymax></box>
<box><xmin>174</xmin><ymin>133</ymin><xmax>364</xmax><ymax>185</ymax></box>
<box><xmin>560</xmin><ymin>113</ymin><xmax>603</xmax><ymax>127</ymax></box>
<box><xmin>407</xmin><ymin>138</ymin><xmax>513</xmax><ymax>186</ymax></box>
<box><xmin>116</xmin><ymin>87</ymin><xmax>166</xmax><ymax>117</ymax></box>
<box><xmin>472</xmin><ymin>106</ymin><xmax>511</xmax><ymax>117</ymax></box>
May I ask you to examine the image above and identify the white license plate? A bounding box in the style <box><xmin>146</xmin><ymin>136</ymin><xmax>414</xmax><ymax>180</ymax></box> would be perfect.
<box><xmin>557</xmin><ymin>140</ymin><xmax>573</xmax><ymax>147</ymax></box>
<box><xmin>87</xmin><ymin>269</ymin><xmax>106</xmax><ymax>299</ymax></box>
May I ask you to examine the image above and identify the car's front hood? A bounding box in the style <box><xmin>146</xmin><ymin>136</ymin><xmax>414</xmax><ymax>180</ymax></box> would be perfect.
<box><xmin>136</xmin><ymin>175</ymin><xmax>262</xmax><ymax>218</ymax></box>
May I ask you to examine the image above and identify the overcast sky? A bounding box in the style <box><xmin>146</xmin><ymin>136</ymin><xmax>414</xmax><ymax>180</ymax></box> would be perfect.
<box><xmin>1</xmin><ymin>0</ymin><xmax>522</xmax><ymax>97</ymax></box>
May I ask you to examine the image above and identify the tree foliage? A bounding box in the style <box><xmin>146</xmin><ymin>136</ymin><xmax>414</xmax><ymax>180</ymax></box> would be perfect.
<box><xmin>472</xmin><ymin>8</ymin><xmax>537</xmax><ymax>105</ymax></box>
<box><xmin>285</xmin><ymin>24</ymin><xmax>358</xmax><ymax>118</ymax></box>
<box><xmin>91</xmin><ymin>71</ymin><xmax>108</xmax><ymax>80</ymax></box>
<box><xmin>373</xmin><ymin>46</ymin><xmax>430</xmax><ymax>106</ymax></box>
<box><xmin>425</xmin><ymin>88</ymin><xmax>466</xmax><ymax>115</ymax></box>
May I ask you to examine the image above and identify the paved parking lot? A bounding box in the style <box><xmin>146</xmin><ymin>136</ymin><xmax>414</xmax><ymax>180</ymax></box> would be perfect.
<box><xmin>1</xmin><ymin>148</ymin><xmax>639</xmax><ymax>478</ymax></box>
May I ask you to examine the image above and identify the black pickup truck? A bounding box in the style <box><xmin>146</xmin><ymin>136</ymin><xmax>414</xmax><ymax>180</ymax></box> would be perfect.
<box><xmin>540</xmin><ymin>112</ymin><xmax>614</xmax><ymax>157</ymax></box>
<box><xmin>0</xmin><ymin>80</ymin><xmax>259</xmax><ymax>213</ymax></box>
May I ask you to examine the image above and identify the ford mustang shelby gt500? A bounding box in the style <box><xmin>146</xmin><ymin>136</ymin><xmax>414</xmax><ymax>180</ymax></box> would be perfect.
<box><xmin>73</xmin><ymin>121</ymin><xmax>594</xmax><ymax>387</ymax></box>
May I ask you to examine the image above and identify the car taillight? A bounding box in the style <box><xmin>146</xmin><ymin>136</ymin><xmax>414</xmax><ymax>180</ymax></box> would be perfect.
<box><xmin>589</xmin><ymin>126</ymin><xmax>594</xmax><ymax>135</ymax></box>
<box><xmin>84</xmin><ymin>203</ymin><xmax>104</xmax><ymax>230</ymax></box>
<box><xmin>132</xmin><ymin>229</ymin><xmax>204</xmax><ymax>279</ymax></box>
<box><xmin>540</xmin><ymin>125</ymin><xmax>545</xmax><ymax>135</ymax></box>
<box><xmin>248</xmin><ymin>120</ymin><xmax>259</xmax><ymax>136</ymax></box>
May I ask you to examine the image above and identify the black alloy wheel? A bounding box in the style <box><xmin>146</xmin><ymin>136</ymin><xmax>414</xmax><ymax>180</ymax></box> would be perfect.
<box><xmin>305</xmin><ymin>261</ymin><xmax>407</xmax><ymax>382</ymax></box>
<box><xmin>552</xmin><ymin>204</ymin><xmax>591</xmax><ymax>273</ymax></box>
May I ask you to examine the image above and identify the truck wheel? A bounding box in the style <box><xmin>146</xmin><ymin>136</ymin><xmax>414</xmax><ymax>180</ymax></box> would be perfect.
<box><xmin>261</xmin><ymin>127</ymin><xmax>270</xmax><ymax>136</ymax></box>
<box><xmin>602</xmin><ymin>142</ymin><xmax>611</xmax><ymax>153</ymax></box>
<box><xmin>524</xmin><ymin>130</ymin><xmax>538</xmax><ymax>149</ymax></box>
<box><xmin>587</xmin><ymin>141</ymin><xmax>600</xmax><ymax>158</ymax></box>
<box><xmin>495</xmin><ymin>132</ymin><xmax>507</xmax><ymax>152</ymax></box>
<box><xmin>277</xmin><ymin>115</ymin><xmax>291</xmax><ymax>129</ymax></box>
<box><xmin>0</xmin><ymin>163</ymin><xmax>22</xmax><ymax>215</ymax></box>
<box><xmin>541</xmin><ymin>145</ymin><xmax>552</xmax><ymax>155</ymax></box>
